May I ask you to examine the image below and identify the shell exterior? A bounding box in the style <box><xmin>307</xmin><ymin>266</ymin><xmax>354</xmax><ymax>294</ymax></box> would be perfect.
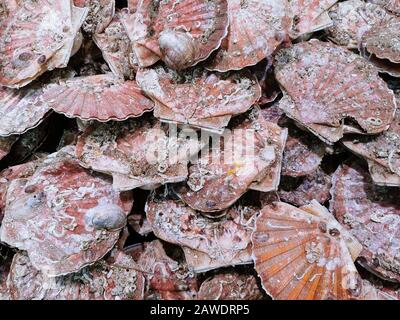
<box><xmin>198</xmin><ymin>273</ymin><xmax>263</xmax><ymax>300</ymax></box>
<box><xmin>207</xmin><ymin>0</ymin><xmax>292</xmax><ymax>72</ymax></box>
<box><xmin>73</xmin><ymin>0</ymin><xmax>115</xmax><ymax>34</ymax></box>
<box><xmin>0</xmin><ymin>0</ymin><xmax>86</xmax><ymax>88</ymax></box>
<box><xmin>0</xmin><ymin>135</ymin><xmax>17</xmax><ymax>160</ymax></box>
<box><xmin>252</xmin><ymin>201</ymin><xmax>363</xmax><ymax>300</ymax></box>
<box><xmin>368</xmin><ymin>0</ymin><xmax>400</xmax><ymax>15</ymax></box>
<box><xmin>75</xmin><ymin>119</ymin><xmax>203</xmax><ymax>191</ymax></box>
<box><xmin>93</xmin><ymin>11</ymin><xmax>135</xmax><ymax>79</ymax></box>
<box><xmin>330</xmin><ymin>162</ymin><xmax>400</xmax><ymax>283</ymax></box>
<box><xmin>146</xmin><ymin>198</ymin><xmax>257</xmax><ymax>273</ymax></box>
<box><xmin>131</xmin><ymin>0</ymin><xmax>228</xmax><ymax>69</ymax></box>
<box><xmin>289</xmin><ymin>0</ymin><xmax>338</xmax><ymax>38</ymax></box>
<box><xmin>279</xmin><ymin>168</ymin><xmax>332</xmax><ymax>207</ymax></box>
<box><xmin>42</xmin><ymin>73</ymin><xmax>154</xmax><ymax>121</ymax></box>
<box><xmin>7</xmin><ymin>250</ymin><xmax>145</xmax><ymax>300</ymax></box>
<box><xmin>137</xmin><ymin>66</ymin><xmax>261</xmax><ymax>134</ymax></box>
<box><xmin>175</xmin><ymin>109</ymin><xmax>286</xmax><ymax>212</ymax></box>
<box><xmin>0</xmin><ymin>147</ymin><xmax>133</xmax><ymax>277</ymax></box>
<box><xmin>135</xmin><ymin>240</ymin><xmax>198</xmax><ymax>300</ymax></box>
<box><xmin>275</xmin><ymin>40</ymin><xmax>396</xmax><ymax>144</ymax></box>
<box><xmin>327</xmin><ymin>0</ymin><xmax>394</xmax><ymax>49</ymax></box>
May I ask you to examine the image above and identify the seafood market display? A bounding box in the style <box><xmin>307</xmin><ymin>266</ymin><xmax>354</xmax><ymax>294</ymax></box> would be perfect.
<box><xmin>0</xmin><ymin>0</ymin><xmax>399</xmax><ymax>300</ymax></box>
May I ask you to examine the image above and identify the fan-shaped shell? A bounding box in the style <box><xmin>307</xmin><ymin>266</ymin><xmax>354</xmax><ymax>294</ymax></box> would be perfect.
<box><xmin>207</xmin><ymin>0</ymin><xmax>291</xmax><ymax>72</ymax></box>
<box><xmin>93</xmin><ymin>11</ymin><xmax>135</xmax><ymax>79</ymax></box>
<box><xmin>7</xmin><ymin>250</ymin><xmax>144</xmax><ymax>300</ymax></box>
<box><xmin>131</xmin><ymin>0</ymin><xmax>228</xmax><ymax>69</ymax></box>
<box><xmin>289</xmin><ymin>0</ymin><xmax>338</xmax><ymax>38</ymax></box>
<box><xmin>275</xmin><ymin>40</ymin><xmax>396</xmax><ymax>144</ymax></box>
<box><xmin>198</xmin><ymin>273</ymin><xmax>263</xmax><ymax>300</ymax></box>
<box><xmin>252</xmin><ymin>200</ymin><xmax>363</xmax><ymax>300</ymax></box>
<box><xmin>74</xmin><ymin>0</ymin><xmax>115</xmax><ymax>34</ymax></box>
<box><xmin>75</xmin><ymin>119</ymin><xmax>203</xmax><ymax>191</ymax></box>
<box><xmin>137</xmin><ymin>66</ymin><xmax>261</xmax><ymax>133</ymax></box>
<box><xmin>0</xmin><ymin>147</ymin><xmax>133</xmax><ymax>277</ymax></box>
<box><xmin>146</xmin><ymin>197</ymin><xmax>257</xmax><ymax>272</ymax></box>
<box><xmin>330</xmin><ymin>162</ymin><xmax>400</xmax><ymax>283</ymax></box>
<box><xmin>42</xmin><ymin>73</ymin><xmax>154</xmax><ymax>121</ymax></box>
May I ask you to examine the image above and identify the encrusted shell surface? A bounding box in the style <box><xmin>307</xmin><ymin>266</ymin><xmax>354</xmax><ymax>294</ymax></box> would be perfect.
<box><xmin>131</xmin><ymin>0</ymin><xmax>228</xmax><ymax>69</ymax></box>
<box><xmin>42</xmin><ymin>73</ymin><xmax>154</xmax><ymax>121</ymax></box>
<box><xmin>252</xmin><ymin>201</ymin><xmax>363</xmax><ymax>300</ymax></box>
<box><xmin>330</xmin><ymin>162</ymin><xmax>400</xmax><ymax>283</ymax></box>
<box><xmin>207</xmin><ymin>0</ymin><xmax>291</xmax><ymax>72</ymax></box>
<box><xmin>75</xmin><ymin>119</ymin><xmax>203</xmax><ymax>191</ymax></box>
<box><xmin>275</xmin><ymin>40</ymin><xmax>396</xmax><ymax>144</ymax></box>
<box><xmin>7</xmin><ymin>250</ymin><xmax>145</xmax><ymax>300</ymax></box>
<box><xmin>146</xmin><ymin>197</ymin><xmax>257</xmax><ymax>273</ymax></box>
<box><xmin>74</xmin><ymin>0</ymin><xmax>115</xmax><ymax>34</ymax></box>
<box><xmin>368</xmin><ymin>0</ymin><xmax>400</xmax><ymax>15</ymax></box>
<box><xmin>0</xmin><ymin>147</ymin><xmax>133</xmax><ymax>277</ymax></box>
<box><xmin>198</xmin><ymin>273</ymin><xmax>263</xmax><ymax>300</ymax></box>
<box><xmin>136</xmin><ymin>66</ymin><xmax>261</xmax><ymax>134</ymax></box>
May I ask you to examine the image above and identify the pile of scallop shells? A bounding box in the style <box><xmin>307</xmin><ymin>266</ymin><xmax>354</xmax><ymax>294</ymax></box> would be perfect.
<box><xmin>0</xmin><ymin>0</ymin><xmax>399</xmax><ymax>300</ymax></box>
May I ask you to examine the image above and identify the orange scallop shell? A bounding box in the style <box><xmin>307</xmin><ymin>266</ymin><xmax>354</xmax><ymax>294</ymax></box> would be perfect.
<box><xmin>252</xmin><ymin>200</ymin><xmax>363</xmax><ymax>300</ymax></box>
<box><xmin>131</xmin><ymin>0</ymin><xmax>228</xmax><ymax>69</ymax></box>
<box><xmin>275</xmin><ymin>39</ymin><xmax>396</xmax><ymax>144</ymax></box>
<box><xmin>207</xmin><ymin>0</ymin><xmax>292</xmax><ymax>72</ymax></box>
<box><xmin>330</xmin><ymin>162</ymin><xmax>400</xmax><ymax>283</ymax></box>
<box><xmin>146</xmin><ymin>197</ymin><xmax>257</xmax><ymax>273</ymax></box>
<box><xmin>42</xmin><ymin>73</ymin><xmax>154</xmax><ymax>121</ymax></box>
<box><xmin>0</xmin><ymin>146</ymin><xmax>133</xmax><ymax>277</ymax></box>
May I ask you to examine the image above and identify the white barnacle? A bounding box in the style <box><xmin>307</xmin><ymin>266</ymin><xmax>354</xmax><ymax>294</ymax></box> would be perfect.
<box><xmin>84</xmin><ymin>203</ymin><xmax>127</xmax><ymax>231</ymax></box>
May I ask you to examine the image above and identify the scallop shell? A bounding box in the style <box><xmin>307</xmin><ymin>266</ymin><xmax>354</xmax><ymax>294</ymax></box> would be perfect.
<box><xmin>198</xmin><ymin>273</ymin><xmax>263</xmax><ymax>300</ymax></box>
<box><xmin>74</xmin><ymin>0</ymin><xmax>115</xmax><ymax>34</ymax></box>
<box><xmin>75</xmin><ymin>119</ymin><xmax>203</xmax><ymax>191</ymax></box>
<box><xmin>330</xmin><ymin>162</ymin><xmax>400</xmax><ymax>283</ymax></box>
<box><xmin>368</xmin><ymin>0</ymin><xmax>400</xmax><ymax>15</ymax></box>
<box><xmin>279</xmin><ymin>168</ymin><xmax>332</xmax><ymax>207</ymax></box>
<box><xmin>146</xmin><ymin>197</ymin><xmax>257</xmax><ymax>273</ymax></box>
<box><xmin>131</xmin><ymin>0</ymin><xmax>228</xmax><ymax>69</ymax></box>
<box><xmin>207</xmin><ymin>0</ymin><xmax>291</xmax><ymax>72</ymax></box>
<box><xmin>0</xmin><ymin>146</ymin><xmax>133</xmax><ymax>277</ymax></box>
<box><xmin>252</xmin><ymin>200</ymin><xmax>363</xmax><ymax>300</ymax></box>
<box><xmin>367</xmin><ymin>55</ymin><xmax>400</xmax><ymax>78</ymax></box>
<box><xmin>42</xmin><ymin>73</ymin><xmax>154</xmax><ymax>121</ymax></box>
<box><xmin>7</xmin><ymin>250</ymin><xmax>145</xmax><ymax>300</ymax></box>
<box><xmin>175</xmin><ymin>108</ymin><xmax>286</xmax><ymax>212</ymax></box>
<box><xmin>136</xmin><ymin>66</ymin><xmax>261</xmax><ymax>134</ymax></box>
<box><xmin>0</xmin><ymin>135</ymin><xmax>17</xmax><ymax>161</ymax></box>
<box><xmin>289</xmin><ymin>0</ymin><xmax>338</xmax><ymax>38</ymax></box>
<box><xmin>93</xmin><ymin>11</ymin><xmax>135</xmax><ymax>79</ymax></box>
<box><xmin>275</xmin><ymin>40</ymin><xmax>396</xmax><ymax>144</ymax></box>
<box><xmin>135</xmin><ymin>240</ymin><xmax>198</xmax><ymax>300</ymax></box>
<box><xmin>0</xmin><ymin>1</ymin><xmax>86</xmax><ymax>88</ymax></box>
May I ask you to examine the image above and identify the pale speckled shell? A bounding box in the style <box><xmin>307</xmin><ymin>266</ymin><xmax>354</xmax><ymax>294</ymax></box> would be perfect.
<box><xmin>368</xmin><ymin>0</ymin><xmax>400</xmax><ymax>15</ymax></box>
<box><xmin>136</xmin><ymin>66</ymin><xmax>262</xmax><ymax>134</ymax></box>
<box><xmin>252</xmin><ymin>201</ymin><xmax>363</xmax><ymax>300</ymax></box>
<box><xmin>73</xmin><ymin>0</ymin><xmax>115</xmax><ymax>34</ymax></box>
<box><xmin>42</xmin><ymin>73</ymin><xmax>154</xmax><ymax>121</ymax></box>
<box><xmin>0</xmin><ymin>147</ymin><xmax>133</xmax><ymax>277</ymax></box>
<box><xmin>275</xmin><ymin>40</ymin><xmax>396</xmax><ymax>144</ymax></box>
<box><xmin>330</xmin><ymin>162</ymin><xmax>400</xmax><ymax>283</ymax></box>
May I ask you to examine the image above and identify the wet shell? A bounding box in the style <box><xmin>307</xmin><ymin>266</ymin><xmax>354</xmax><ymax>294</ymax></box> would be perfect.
<box><xmin>252</xmin><ymin>200</ymin><xmax>363</xmax><ymax>300</ymax></box>
<box><xmin>207</xmin><ymin>0</ymin><xmax>291</xmax><ymax>72</ymax></box>
<box><xmin>75</xmin><ymin>119</ymin><xmax>203</xmax><ymax>191</ymax></box>
<box><xmin>136</xmin><ymin>66</ymin><xmax>261</xmax><ymax>134</ymax></box>
<box><xmin>7</xmin><ymin>250</ymin><xmax>145</xmax><ymax>300</ymax></box>
<box><xmin>279</xmin><ymin>168</ymin><xmax>332</xmax><ymax>207</ymax></box>
<box><xmin>135</xmin><ymin>240</ymin><xmax>198</xmax><ymax>300</ymax></box>
<box><xmin>0</xmin><ymin>135</ymin><xmax>17</xmax><ymax>160</ymax></box>
<box><xmin>275</xmin><ymin>40</ymin><xmax>396</xmax><ymax>144</ymax></box>
<box><xmin>198</xmin><ymin>273</ymin><xmax>263</xmax><ymax>300</ymax></box>
<box><xmin>131</xmin><ymin>0</ymin><xmax>228</xmax><ymax>69</ymax></box>
<box><xmin>74</xmin><ymin>0</ymin><xmax>115</xmax><ymax>34</ymax></box>
<box><xmin>330</xmin><ymin>162</ymin><xmax>400</xmax><ymax>283</ymax></box>
<box><xmin>289</xmin><ymin>0</ymin><xmax>338</xmax><ymax>38</ymax></box>
<box><xmin>146</xmin><ymin>198</ymin><xmax>257</xmax><ymax>273</ymax></box>
<box><xmin>0</xmin><ymin>1</ymin><xmax>86</xmax><ymax>88</ymax></box>
<box><xmin>42</xmin><ymin>73</ymin><xmax>154</xmax><ymax>121</ymax></box>
<box><xmin>0</xmin><ymin>147</ymin><xmax>133</xmax><ymax>277</ymax></box>
<box><xmin>93</xmin><ymin>11</ymin><xmax>135</xmax><ymax>79</ymax></box>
